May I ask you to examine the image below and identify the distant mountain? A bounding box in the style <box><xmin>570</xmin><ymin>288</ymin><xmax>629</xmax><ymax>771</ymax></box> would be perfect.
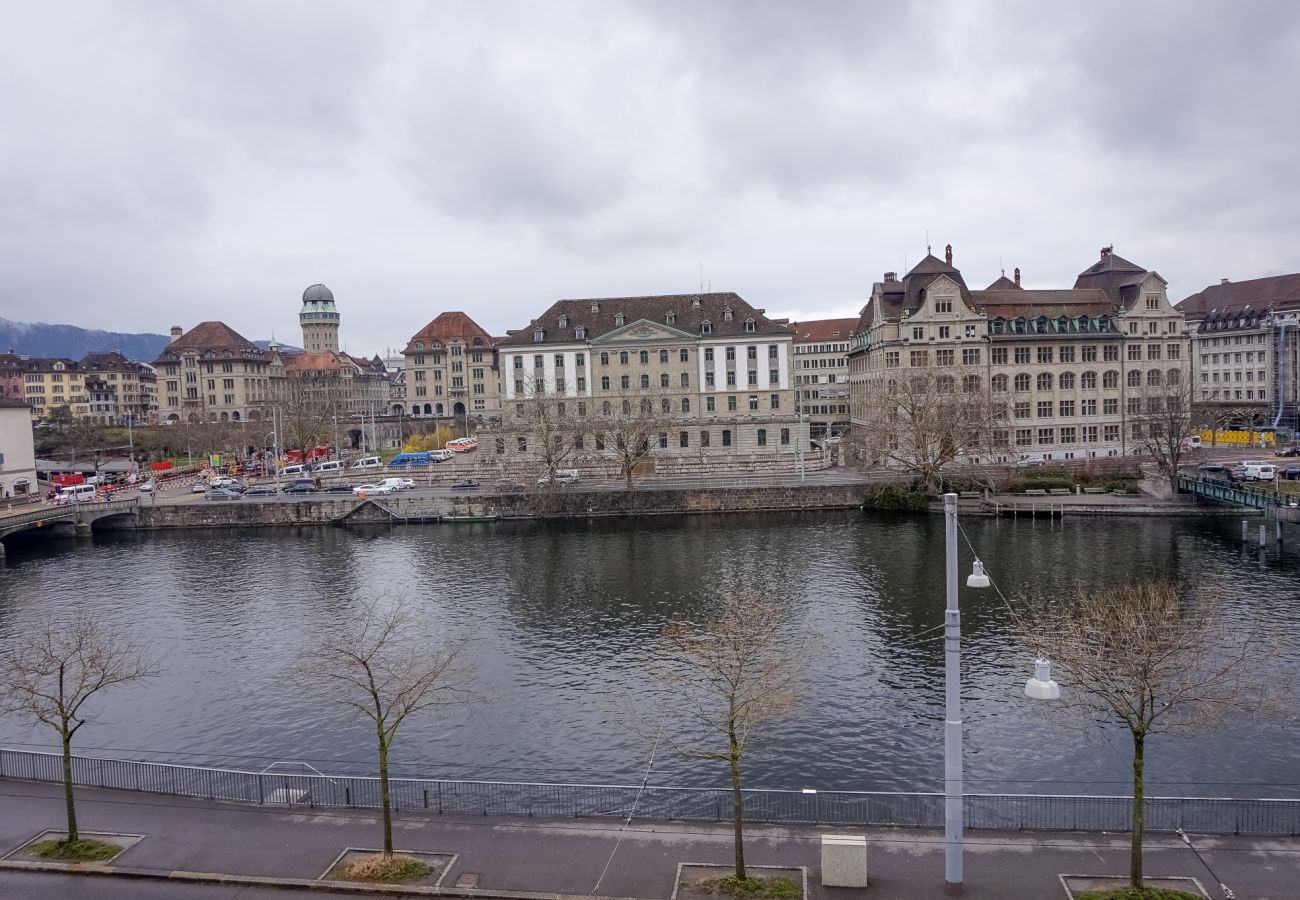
<box><xmin>0</xmin><ymin>318</ymin><xmax>299</xmax><ymax>360</ymax></box>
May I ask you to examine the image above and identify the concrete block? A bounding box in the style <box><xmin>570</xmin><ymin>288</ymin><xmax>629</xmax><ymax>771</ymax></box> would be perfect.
<box><xmin>820</xmin><ymin>833</ymin><xmax>868</xmax><ymax>888</ymax></box>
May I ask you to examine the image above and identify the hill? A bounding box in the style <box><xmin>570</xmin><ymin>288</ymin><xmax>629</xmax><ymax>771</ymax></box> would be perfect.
<box><xmin>0</xmin><ymin>318</ymin><xmax>298</xmax><ymax>360</ymax></box>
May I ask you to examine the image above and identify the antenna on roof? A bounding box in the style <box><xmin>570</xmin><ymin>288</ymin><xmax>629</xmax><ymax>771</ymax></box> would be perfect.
<box><xmin>925</xmin><ymin>229</ymin><xmax>931</xmax><ymax>254</ymax></box>
<box><xmin>699</xmin><ymin>262</ymin><xmax>704</xmax><ymax>293</ymax></box>
<box><xmin>1000</xmin><ymin>257</ymin><xmax>1005</xmax><ymax>276</ymax></box>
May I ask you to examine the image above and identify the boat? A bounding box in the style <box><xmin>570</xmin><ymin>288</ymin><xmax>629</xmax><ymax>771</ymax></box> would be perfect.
<box><xmin>442</xmin><ymin>514</ymin><xmax>498</xmax><ymax>523</ymax></box>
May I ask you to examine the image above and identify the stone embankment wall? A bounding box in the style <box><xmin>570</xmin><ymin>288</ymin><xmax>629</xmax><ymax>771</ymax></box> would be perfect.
<box><xmin>111</xmin><ymin>484</ymin><xmax>866</xmax><ymax>531</ymax></box>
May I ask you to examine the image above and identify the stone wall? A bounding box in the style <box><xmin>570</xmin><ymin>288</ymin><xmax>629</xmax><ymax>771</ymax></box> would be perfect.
<box><xmin>110</xmin><ymin>484</ymin><xmax>866</xmax><ymax>531</ymax></box>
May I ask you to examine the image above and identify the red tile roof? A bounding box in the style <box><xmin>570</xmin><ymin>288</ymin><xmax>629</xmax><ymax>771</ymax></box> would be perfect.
<box><xmin>789</xmin><ymin>318</ymin><xmax>858</xmax><ymax>343</ymax></box>
<box><xmin>404</xmin><ymin>312</ymin><xmax>495</xmax><ymax>354</ymax></box>
<box><xmin>154</xmin><ymin>322</ymin><xmax>260</xmax><ymax>361</ymax></box>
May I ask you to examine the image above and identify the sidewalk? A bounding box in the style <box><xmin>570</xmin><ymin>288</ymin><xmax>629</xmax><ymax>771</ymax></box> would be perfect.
<box><xmin>0</xmin><ymin>779</ymin><xmax>1295</xmax><ymax>899</ymax></box>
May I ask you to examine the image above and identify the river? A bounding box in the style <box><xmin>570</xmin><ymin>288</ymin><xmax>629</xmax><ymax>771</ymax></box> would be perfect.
<box><xmin>0</xmin><ymin>511</ymin><xmax>1296</xmax><ymax>797</ymax></box>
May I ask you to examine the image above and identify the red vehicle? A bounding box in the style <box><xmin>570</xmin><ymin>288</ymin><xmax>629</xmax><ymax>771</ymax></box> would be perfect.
<box><xmin>285</xmin><ymin>447</ymin><xmax>333</xmax><ymax>464</ymax></box>
<box><xmin>51</xmin><ymin>473</ymin><xmax>86</xmax><ymax>487</ymax></box>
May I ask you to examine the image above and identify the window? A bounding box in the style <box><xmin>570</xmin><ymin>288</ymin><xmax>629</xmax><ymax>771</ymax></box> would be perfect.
<box><xmin>1037</xmin><ymin>400</ymin><xmax>1053</xmax><ymax>418</ymax></box>
<box><xmin>680</xmin><ymin>349</ymin><xmax>690</xmax><ymax>362</ymax></box>
<box><xmin>770</xmin><ymin>393</ymin><xmax>780</xmax><ymax>409</ymax></box>
<box><xmin>1104</xmin><ymin>345</ymin><xmax>1119</xmax><ymax>362</ymax></box>
<box><xmin>1014</xmin><ymin>373</ymin><xmax>1030</xmax><ymax>392</ymax></box>
<box><xmin>746</xmin><ymin>370</ymin><xmax>758</xmax><ymax>386</ymax></box>
<box><xmin>991</xmin><ymin>347</ymin><xmax>1008</xmax><ymax>365</ymax></box>
<box><xmin>992</xmin><ymin>374</ymin><xmax>1008</xmax><ymax>392</ymax></box>
<box><xmin>1059</xmin><ymin>346</ymin><xmax>1076</xmax><ymax>363</ymax></box>
<box><xmin>769</xmin><ymin>345</ymin><xmax>779</xmax><ymax>359</ymax></box>
<box><xmin>640</xmin><ymin>374</ymin><xmax>650</xmax><ymax>388</ymax></box>
<box><xmin>661</xmin><ymin>399</ymin><xmax>671</xmax><ymax>413</ymax></box>
<box><xmin>705</xmin><ymin>348</ymin><xmax>714</xmax><ymax>362</ymax></box>
<box><xmin>680</xmin><ymin>431</ymin><xmax>690</xmax><ymax>448</ymax></box>
<box><xmin>615</xmin><ymin>313</ymin><xmax>625</xmax><ymax>326</ymax></box>
<box><xmin>706</xmin><ymin>396</ymin><xmax>715</xmax><ymax>412</ymax></box>
<box><xmin>701</xmin><ymin>322</ymin><xmax>712</xmax><ymax>334</ymax></box>
<box><xmin>1127</xmin><ymin>370</ymin><xmax>1142</xmax><ymax>388</ymax></box>
<box><xmin>936</xmin><ymin>296</ymin><xmax>952</xmax><ymax>313</ymax></box>
<box><xmin>621</xmin><ymin>375</ymin><xmax>630</xmax><ymax>389</ymax></box>
<box><xmin>1037</xmin><ymin>373</ymin><xmax>1053</xmax><ymax>391</ymax></box>
<box><xmin>681</xmin><ymin>372</ymin><xmax>690</xmax><ymax>387</ymax></box>
<box><xmin>748</xmin><ymin>395</ymin><xmax>759</xmax><ymax>411</ymax></box>
<box><xmin>1037</xmin><ymin>346</ymin><xmax>1054</xmax><ymax>364</ymax></box>
<box><xmin>681</xmin><ymin>398</ymin><xmax>690</xmax><ymax>413</ymax></box>
<box><xmin>1081</xmin><ymin>371</ymin><xmax>1097</xmax><ymax>390</ymax></box>
<box><xmin>601</xmin><ymin>376</ymin><xmax>610</xmax><ymax>390</ymax></box>
<box><xmin>1014</xmin><ymin>401</ymin><xmax>1031</xmax><ymax>419</ymax></box>
<box><xmin>745</xmin><ymin>319</ymin><xmax>756</xmax><ymax>332</ymax></box>
<box><xmin>1038</xmin><ymin>428</ymin><xmax>1055</xmax><ymax>445</ymax></box>
<box><xmin>962</xmin><ymin>374</ymin><xmax>980</xmax><ymax>393</ymax></box>
<box><xmin>939</xmin><ymin>326</ymin><xmax>951</xmax><ymax>339</ymax></box>
<box><xmin>533</xmin><ymin>328</ymin><xmax>544</xmax><ymax>342</ymax></box>
<box><xmin>1059</xmin><ymin>371</ymin><xmax>1075</xmax><ymax>390</ymax></box>
<box><xmin>637</xmin><ymin>350</ymin><xmax>648</xmax><ymax>365</ymax></box>
<box><xmin>726</xmin><ymin>347</ymin><xmax>736</xmax><ymax>361</ymax></box>
<box><xmin>910</xmin><ymin>350</ymin><xmax>929</xmax><ymax>367</ymax></box>
<box><xmin>936</xmin><ymin>349</ymin><xmax>954</xmax><ymax>366</ymax></box>
<box><xmin>726</xmin><ymin>371</ymin><xmax>736</xmax><ymax>386</ymax></box>
<box><xmin>701</xmin><ymin>430</ymin><xmax>710</xmax><ymax>447</ymax></box>
<box><xmin>962</xmin><ymin>348</ymin><xmax>980</xmax><ymax>365</ymax></box>
<box><xmin>706</xmin><ymin>371</ymin><xmax>715</xmax><ymax>387</ymax></box>
<box><xmin>722</xmin><ymin>429</ymin><xmax>732</xmax><ymax>447</ymax></box>
<box><xmin>769</xmin><ymin>369</ymin><xmax>779</xmax><ymax>384</ymax></box>
<box><xmin>724</xmin><ymin>307</ymin><xmax>733</xmax><ymax>321</ymax></box>
<box><xmin>1104</xmin><ymin>424</ymin><xmax>1120</xmax><ymax>442</ymax></box>
<box><xmin>1081</xmin><ymin>399</ymin><xmax>1097</xmax><ymax>416</ymax></box>
<box><xmin>886</xmin><ymin>351</ymin><xmax>900</xmax><ymax>368</ymax></box>
<box><xmin>1016</xmin><ymin>429</ymin><xmax>1033</xmax><ymax>446</ymax></box>
<box><xmin>575</xmin><ymin>326</ymin><xmax>586</xmax><ymax>339</ymax></box>
<box><xmin>1015</xmin><ymin>347</ymin><xmax>1030</xmax><ymax>364</ymax></box>
<box><xmin>727</xmin><ymin>395</ymin><xmax>737</xmax><ymax>411</ymax></box>
<box><xmin>660</xmin><ymin>373</ymin><xmax>670</xmax><ymax>388</ymax></box>
<box><xmin>1059</xmin><ymin>399</ymin><xmax>1075</xmax><ymax>417</ymax></box>
<box><xmin>1103</xmin><ymin>398</ymin><xmax>1118</xmax><ymax>415</ymax></box>
<box><xmin>1081</xmin><ymin>345</ymin><xmax>1098</xmax><ymax>362</ymax></box>
<box><xmin>1146</xmin><ymin>294</ymin><xmax>1159</xmax><ymax>310</ymax></box>
<box><xmin>757</xmin><ymin>428</ymin><xmax>767</xmax><ymax>446</ymax></box>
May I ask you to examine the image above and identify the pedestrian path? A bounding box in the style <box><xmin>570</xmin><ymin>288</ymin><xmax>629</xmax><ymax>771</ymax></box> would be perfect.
<box><xmin>0</xmin><ymin>779</ymin><xmax>1295</xmax><ymax>899</ymax></box>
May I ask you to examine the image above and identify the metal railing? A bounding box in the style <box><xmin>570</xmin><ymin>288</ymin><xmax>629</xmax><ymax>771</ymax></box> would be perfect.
<box><xmin>1</xmin><ymin>748</ymin><xmax>1297</xmax><ymax>835</ymax></box>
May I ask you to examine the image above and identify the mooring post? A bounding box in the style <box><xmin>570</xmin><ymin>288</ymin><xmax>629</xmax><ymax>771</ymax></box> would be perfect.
<box><xmin>1277</xmin><ymin>520</ymin><xmax>1284</xmax><ymax>544</ymax></box>
<box><xmin>1258</xmin><ymin>525</ymin><xmax>1267</xmax><ymax>548</ymax></box>
<box><xmin>1242</xmin><ymin>519</ymin><xmax>1249</xmax><ymax>541</ymax></box>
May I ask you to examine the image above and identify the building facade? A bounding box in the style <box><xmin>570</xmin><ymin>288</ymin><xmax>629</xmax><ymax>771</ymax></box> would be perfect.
<box><xmin>80</xmin><ymin>351</ymin><xmax>158</xmax><ymax>424</ymax></box>
<box><xmin>496</xmin><ymin>292</ymin><xmax>806</xmax><ymax>470</ymax></box>
<box><xmin>401</xmin><ymin>312</ymin><xmax>500</xmax><ymax>420</ymax></box>
<box><xmin>0</xmin><ymin>396</ymin><xmax>38</xmax><ymax>498</ymax></box>
<box><xmin>848</xmin><ymin>246</ymin><xmax>1190</xmax><ymax>464</ymax></box>
<box><xmin>1177</xmin><ymin>274</ymin><xmax>1300</xmax><ymax>435</ymax></box>
<box><xmin>790</xmin><ymin>318</ymin><xmax>856</xmax><ymax>439</ymax></box>
<box><xmin>154</xmin><ymin>322</ymin><xmax>277</xmax><ymax>422</ymax></box>
<box><xmin>299</xmin><ymin>283</ymin><xmax>341</xmax><ymax>353</ymax></box>
<box><xmin>0</xmin><ymin>356</ymin><xmax>89</xmax><ymax>420</ymax></box>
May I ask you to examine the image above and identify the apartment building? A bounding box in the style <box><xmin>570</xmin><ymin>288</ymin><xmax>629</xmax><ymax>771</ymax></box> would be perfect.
<box><xmin>80</xmin><ymin>351</ymin><xmax>158</xmax><ymax>424</ymax></box>
<box><xmin>0</xmin><ymin>355</ymin><xmax>89</xmax><ymax>420</ymax></box>
<box><xmin>154</xmin><ymin>322</ymin><xmax>276</xmax><ymax>422</ymax></box>
<box><xmin>790</xmin><ymin>318</ymin><xmax>856</xmax><ymax>439</ymax></box>
<box><xmin>847</xmin><ymin>245</ymin><xmax>1190</xmax><ymax>463</ymax></box>
<box><xmin>401</xmin><ymin>312</ymin><xmax>500</xmax><ymax>420</ymax></box>
<box><xmin>1177</xmin><ymin>273</ymin><xmax>1300</xmax><ymax>435</ymax></box>
<box><xmin>496</xmin><ymin>292</ymin><xmax>805</xmax><ymax>468</ymax></box>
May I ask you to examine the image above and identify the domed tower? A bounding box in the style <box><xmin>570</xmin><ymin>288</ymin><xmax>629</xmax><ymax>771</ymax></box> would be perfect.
<box><xmin>299</xmin><ymin>283</ymin><xmax>340</xmax><ymax>353</ymax></box>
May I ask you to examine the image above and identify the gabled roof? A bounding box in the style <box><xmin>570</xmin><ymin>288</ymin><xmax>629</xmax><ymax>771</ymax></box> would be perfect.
<box><xmin>985</xmin><ymin>275</ymin><xmax>1021</xmax><ymax>291</ymax></box>
<box><xmin>1178</xmin><ymin>273</ymin><xmax>1300</xmax><ymax>318</ymax></box>
<box><xmin>790</xmin><ymin>317</ymin><xmax>858</xmax><ymax>343</ymax></box>
<box><xmin>1073</xmin><ymin>247</ymin><xmax>1148</xmax><ymax>303</ymax></box>
<box><xmin>497</xmin><ymin>292</ymin><xmax>791</xmax><ymax>347</ymax></box>
<box><xmin>971</xmin><ymin>288</ymin><xmax>1115</xmax><ymax>319</ymax></box>
<box><xmin>284</xmin><ymin>351</ymin><xmax>346</xmax><ymax>372</ymax></box>
<box><xmin>154</xmin><ymin>322</ymin><xmax>260</xmax><ymax>361</ymax></box>
<box><xmin>404</xmin><ymin>312</ymin><xmax>495</xmax><ymax>354</ymax></box>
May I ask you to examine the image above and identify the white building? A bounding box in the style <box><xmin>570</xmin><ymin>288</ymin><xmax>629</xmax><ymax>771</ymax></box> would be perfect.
<box><xmin>0</xmin><ymin>397</ymin><xmax>38</xmax><ymax>499</ymax></box>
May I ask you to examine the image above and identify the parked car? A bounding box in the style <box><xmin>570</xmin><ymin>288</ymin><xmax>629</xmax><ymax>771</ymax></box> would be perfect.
<box><xmin>1014</xmin><ymin>455</ymin><xmax>1046</xmax><ymax>469</ymax></box>
<box><xmin>353</xmin><ymin>482</ymin><xmax>397</xmax><ymax>495</ymax></box>
<box><xmin>245</xmin><ymin>484</ymin><xmax>277</xmax><ymax>496</ymax></box>
<box><xmin>1283</xmin><ymin>467</ymin><xmax>1300</xmax><ymax>480</ymax></box>
<box><xmin>451</xmin><ymin>478</ymin><xmax>480</xmax><ymax>490</ymax></box>
<box><xmin>375</xmin><ymin>477</ymin><xmax>415</xmax><ymax>491</ymax></box>
<box><xmin>350</xmin><ymin>456</ymin><xmax>383</xmax><ymax>470</ymax></box>
<box><xmin>324</xmin><ymin>482</ymin><xmax>357</xmax><ymax>493</ymax></box>
<box><xmin>1197</xmin><ymin>463</ymin><xmax>1235</xmax><ymax>481</ymax></box>
<box><xmin>493</xmin><ymin>479</ymin><xmax>527</xmax><ymax>493</ymax></box>
<box><xmin>282</xmin><ymin>479</ymin><xmax>319</xmax><ymax>494</ymax></box>
<box><xmin>538</xmin><ymin>469</ymin><xmax>580</xmax><ymax>486</ymax></box>
<box><xmin>138</xmin><ymin>479</ymin><xmax>156</xmax><ymax>493</ymax></box>
<box><xmin>1275</xmin><ymin>446</ymin><xmax>1300</xmax><ymax>458</ymax></box>
<box><xmin>190</xmin><ymin>483</ymin><xmax>207</xmax><ymax>494</ymax></box>
<box><xmin>1240</xmin><ymin>463</ymin><xmax>1277</xmax><ymax>481</ymax></box>
<box><xmin>205</xmin><ymin>487</ymin><xmax>243</xmax><ymax>501</ymax></box>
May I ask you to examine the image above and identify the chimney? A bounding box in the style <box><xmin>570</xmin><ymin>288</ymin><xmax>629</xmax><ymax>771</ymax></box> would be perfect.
<box><xmin>1014</xmin><ymin>267</ymin><xmax>1021</xmax><ymax>287</ymax></box>
<box><xmin>1220</xmin><ymin>278</ymin><xmax>1229</xmax><ymax>285</ymax></box>
<box><xmin>884</xmin><ymin>271</ymin><xmax>897</xmax><ymax>282</ymax></box>
<box><xmin>169</xmin><ymin>326</ymin><xmax>183</xmax><ymax>342</ymax></box>
<box><xmin>944</xmin><ymin>244</ymin><xmax>953</xmax><ymax>266</ymax></box>
<box><xmin>1100</xmin><ymin>246</ymin><xmax>1112</xmax><ymax>259</ymax></box>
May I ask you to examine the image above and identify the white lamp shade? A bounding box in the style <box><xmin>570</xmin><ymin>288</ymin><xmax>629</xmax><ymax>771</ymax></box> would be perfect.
<box><xmin>967</xmin><ymin>560</ymin><xmax>991</xmax><ymax>589</ymax></box>
<box><xmin>1025</xmin><ymin>657</ymin><xmax>1060</xmax><ymax>700</ymax></box>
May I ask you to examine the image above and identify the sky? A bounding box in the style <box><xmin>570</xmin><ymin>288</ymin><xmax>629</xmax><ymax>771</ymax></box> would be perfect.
<box><xmin>2</xmin><ymin>1</ymin><xmax>1299</xmax><ymax>357</ymax></box>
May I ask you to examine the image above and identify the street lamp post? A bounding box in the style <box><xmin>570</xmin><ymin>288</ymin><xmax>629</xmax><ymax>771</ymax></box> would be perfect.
<box><xmin>943</xmin><ymin>493</ymin><xmax>990</xmax><ymax>894</ymax></box>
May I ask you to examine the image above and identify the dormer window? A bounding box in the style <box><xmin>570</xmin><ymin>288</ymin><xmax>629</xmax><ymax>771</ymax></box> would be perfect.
<box><xmin>591</xmin><ymin>301</ymin><xmax>600</xmax><ymax>313</ymax></box>
<box><xmin>744</xmin><ymin>318</ymin><xmax>755</xmax><ymax>332</ymax></box>
<box><xmin>692</xmin><ymin>296</ymin><xmax>701</xmax><ymax>308</ymax></box>
<box><xmin>666</xmin><ymin>311</ymin><xmax>676</xmax><ymax>325</ymax></box>
<box><xmin>533</xmin><ymin>328</ymin><xmax>545</xmax><ymax>342</ymax></box>
<box><xmin>723</xmin><ymin>306</ymin><xmax>733</xmax><ymax>321</ymax></box>
<box><xmin>615</xmin><ymin>313</ymin><xmax>625</xmax><ymax>327</ymax></box>
<box><xmin>701</xmin><ymin>321</ymin><xmax>712</xmax><ymax>335</ymax></box>
<box><xmin>575</xmin><ymin>326</ymin><xmax>586</xmax><ymax>340</ymax></box>
<box><xmin>415</xmin><ymin>341</ymin><xmax>424</xmax><ymax>350</ymax></box>
<box><xmin>559</xmin><ymin>315</ymin><xmax>568</xmax><ymax>328</ymax></box>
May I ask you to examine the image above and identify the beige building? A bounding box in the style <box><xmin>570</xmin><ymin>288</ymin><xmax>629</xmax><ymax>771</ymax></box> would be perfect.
<box><xmin>0</xmin><ymin>396</ymin><xmax>38</xmax><ymax>498</ymax></box>
<box><xmin>848</xmin><ymin>245</ymin><xmax>1190</xmax><ymax>464</ymax></box>
<box><xmin>80</xmin><ymin>351</ymin><xmax>158</xmax><ymax>424</ymax></box>
<box><xmin>401</xmin><ymin>312</ymin><xmax>500</xmax><ymax>420</ymax></box>
<box><xmin>154</xmin><ymin>322</ymin><xmax>277</xmax><ymax>422</ymax></box>
<box><xmin>790</xmin><ymin>318</ymin><xmax>856</xmax><ymax>439</ymax></box>
<box><xmin>1178</xmin><ymin>273</ymin><xmax>1300</xmax><ymax>436</ymax></box>
<box><xmin>496</xmin><ymin>292</ymin><xmax>806</xmax><ymax>470</ymax></box>
<box><xmin>5</xmin><ymin>356</ymin><xmax>89</xmax><ymax>421</ymax></box>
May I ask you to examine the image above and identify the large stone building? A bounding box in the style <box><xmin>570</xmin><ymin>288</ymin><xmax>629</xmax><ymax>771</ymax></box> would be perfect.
<box><xmin>1177</xmin><ymin>273</ymin><xmax>1300</xmax><ymax>435</ymax></box>
<box><xmin>495</xmin><ymin>292</ymin><xmax>806</xmax><ymax>471</ymax></box>
<box><xmin>80</xmin><ymin>351</ymin><xmax>158</xmax><ymax>424</ymax></box>
<box><xmin>400</xmin><ymin>312</ymin><xmax>500</xmax><ymax>420</ymax></box>
<box><xmin>154</xmin><ymin>322</ymin><xmax>277</xmax><ymax>422</ymax></box>
<box><xmin>847</xmin><ymin>245</ymin><xmax>1190</xmax><ymax>464</ymax></box>
<box><xmin>790</xmin><ymin>318</ymin><xmax>856</xmax><ymax>439</ymax></box>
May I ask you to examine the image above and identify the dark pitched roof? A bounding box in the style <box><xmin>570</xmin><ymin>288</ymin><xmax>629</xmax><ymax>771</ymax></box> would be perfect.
<box><xmin>1073</xmin><ymin>247</ymin><xmax>1148</xmax><ymax>303</ymax></box>
<box><xmin>154</xmin><ymin>322</ymin><xmax>260</xmax><ymax>362</ymax></box>
<box><xmin>403</xmin><ymin>312</ymin><xmax>495</xmax><ymax>353</ymax></box>
<box><xmin>971</xmin><ymin>289</ymin><xmax>1115</xmax><ymax>319</ymax></box>
<box><xmin>0</xmin><ymin>397</ymin><xmax>31</xmax><ymax>409</ymax></box>
<box><xmin>497</xmin><ymin>292</ymin><xmax>791</xmax><ymax>347</ymax></box>
<box><xmin>1178</xmin><ymin>273</ymin><xmax>1300</xmax><ymax>318</ymax></box>
<box><xmin>985</xmin><ymin>275</ymin><xmax>1021</xmax><ymax>291</ymax></box>
<box><xmin>790</xmin><ymin>318</ymin><xmax>858</xmax><ymax>343</ymax></box>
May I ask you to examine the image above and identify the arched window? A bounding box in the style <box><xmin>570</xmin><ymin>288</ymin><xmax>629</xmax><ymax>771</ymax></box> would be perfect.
<box><xmin>533</xmin><ymin>328</ymin><xmax>544</xmax><ymax>342</ymax></box>
<box><xmin>1059</xmin><ymin>371</ymin><xmax>1075</xmax><ymax>390</ymax></box>
<box><xmin>1127</xmin><ymin>370</ymin><xmax>1142</xmax><ymax>388</ymax></box>
<box><xmin>1037</xmin><ymin>373</ymin><xmax>1054</xmax><ymax>391</ymax></box>
<box><xmin>992</xmin><ymin>374</ymin><xmax>1008</xmax><ymax>392</ymax></box>
<box><xmin>990</xmin><ymin>318</ymin><xmax>1006</xmax><ymax>335</ymax></box>
<box><xmin>661</xmin><ymin>399</ymin><xmax>671</xmax><ymax>413</ymax></box>
<box><xmin>622</xmin><ymin>400</ymin><xmax>631</xmax><ymax>414</ymax></box>
<box><xmin>963</xmin><ymin>374</ymin><xmax>981</xmax><ymax>393</ymax></box>
<box><xmin>1147</xmin><ymin>369</ymin><xmax>1162</xmax><ymax>387</ymax></box>
<box><xmin>1056</xmin><ymin>316</ymin><xmax>1070</xmax><ymax>333</ymax></box>
<box><xmin>1081</xmin><ymin>371</ymin><xmax>1097</xmax><ymax>390</ymax></box>
<box><xmin>666</xmin><ymin>311</ymin><xmax>676</xmax><ymax>325</ymax></box>
<box><xmin>423</xmin><ymin>403</ymin><xmax>432</xmax><ymax>414</ymax></box>
<box><xmin>1167</xmin><ymin>368</ymin><xmax>1181</xmax><ymax>385</ymax></box>
<box><xmin>1097</xmin><ymin>316</ymin><xmax>1110</xmax><ymax>332</ymax></box>
<box><xmin>701</xmin><ymin>321</ymin><xmax>712</xmax><ymax>334</ymax></box>
<box><xmin>1103</xmin><ymin>370</ymin><xmax>1119</xmax><ymax>389</ymax></box>
<box><xmin>937</xmin><ymin>375</ymin><xmax>956</xmax><ymax>393</ymax></box>
<box><xmin>1034</xmin><ymin>316</ymin><xmax>1049</xmax><ymax>333</ymax></box>
<box><xmin>641</xmin><ymin>398</ymin><xmax>653</xmax><ymax>414</ymax></box>
<box><xmin>602</xmin><ymin>401</ymin><xmax>612</xmax><ymax>415</ymax></box>
<box><xmin>1014</xmin><ymin>373</ymin><xmax>1030</xmax><ymax>392</ymax></box>
<box><xmin>1011</xmin><ymin>318</ymin><xmax>1027</xmax><ymax>334</ymax></box>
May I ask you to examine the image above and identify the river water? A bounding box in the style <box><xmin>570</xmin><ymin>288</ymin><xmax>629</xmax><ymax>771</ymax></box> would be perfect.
<box><xmin>0</xmin><ymin>511</ymin><xmax>1296</xmax><ymax>797</ymax></box>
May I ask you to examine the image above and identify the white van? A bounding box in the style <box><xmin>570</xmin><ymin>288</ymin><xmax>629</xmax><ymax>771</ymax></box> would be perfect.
<box><xmin>429</xmin><ymin>449</ymin><xmax>454</xmax><ymax>462</ymax></box>
<box><xmin>57</xmin><ymin>484</ymin><xmax>97</xmax><ymax>502</ymax></box>
<box><xmin>315</xmin><ymin>460</ymin><xmax>343</xmax><ymax>474</ymax></box>
<box><xmin>351</xmin><ymin>456</ymin><xmax>382</xmax><ymax>470</ymax></box>
<box><xmin>1241</xmin><ymin>463</ymin><xmax>1276</xmax><ymax>481</ymax></box>
<box><xmin>279</xmin><ymin>464</ymin><xmax>307</xmax><ymax>477</ymax></box>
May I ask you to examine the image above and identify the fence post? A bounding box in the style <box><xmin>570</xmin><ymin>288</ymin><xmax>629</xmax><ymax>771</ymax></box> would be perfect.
<box><xmin>257</xmin><ymin>772</ymin><xmax>264</xmax><ymax>804</ymax></box>
<box><xmin>423</xmin><ymin>789</ymin><xmax>428</xmax><ymax>810</ymax></box>
<box><xmin>346</xmin><ymin>786</ymin><xmax>351</xmax><ymax>807</ymax></box>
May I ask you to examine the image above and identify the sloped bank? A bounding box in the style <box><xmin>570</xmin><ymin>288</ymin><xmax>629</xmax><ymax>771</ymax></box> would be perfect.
<box><xmin>106</xmin><ymin>484</ymin><xmax>868</xmax><ymax>531</ymax></box>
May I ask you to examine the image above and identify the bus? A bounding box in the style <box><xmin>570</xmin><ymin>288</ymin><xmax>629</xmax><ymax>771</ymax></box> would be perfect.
<box><xmin>446</xmin><ymin>438</ymin><xmax>478</xmax><ymax>453</ymax></box>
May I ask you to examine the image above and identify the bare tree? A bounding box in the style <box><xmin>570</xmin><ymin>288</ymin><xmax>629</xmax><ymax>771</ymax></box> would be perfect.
<box><xmin>641</xmin><ymin>594</ymin><xmax>814</xmax><ymax>882</ymax></box>
<box><xmin>504</xmin><ymin>378</ymin><xmax>586</xmax><ymax>485</ymax></box>
<box><xmin>1127</xmin><ymin>371</ymin><xmax>1203</xmax><ymax>493</ymax></box>
<box><xmin>277</xmin><ymin>373</ymin><xmax>344</xmax><ymax>463</ymax></box>
<box><xmin>593</xmin><ymin>392</ymin><xmax>672</xmax><ymax>487</ymax></box>
<box><xmin>1015</xmin><ymin>581</ymin><xmax>1275</xmax><ymax>891</ymax></box>
<box><xmin>295</xmin><ymin>599</ymin><xmax>482</xmax><ymax>857</ymax></box>
<box><xmin>0</xmin><ymin>617</ymin><xmax>157</xmax><ymax>845</ymax></box>
<box><xmin>859</xmin><ymin>365</ymin><xmax>1009</xmax><ymax>492</ymax></box>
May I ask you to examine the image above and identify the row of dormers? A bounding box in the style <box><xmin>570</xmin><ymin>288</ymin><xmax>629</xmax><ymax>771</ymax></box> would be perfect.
<box><xmin>533</xmin><ymin>315</ymin><xmax>759</xmax><ymax>342</ymax></box>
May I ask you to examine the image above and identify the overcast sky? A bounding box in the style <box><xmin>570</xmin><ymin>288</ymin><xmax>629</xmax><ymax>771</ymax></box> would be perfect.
<box><xmin>2</xmin><ymin>1</ymin><xmax>1298</xmax><ymax>355</ymax></box>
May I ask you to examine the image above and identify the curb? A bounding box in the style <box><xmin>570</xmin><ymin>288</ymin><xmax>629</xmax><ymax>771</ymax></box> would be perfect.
<box><xmin>0</xmin><ymin>859</ymin><xmax>653</xmax><ymax>899</ymax></box>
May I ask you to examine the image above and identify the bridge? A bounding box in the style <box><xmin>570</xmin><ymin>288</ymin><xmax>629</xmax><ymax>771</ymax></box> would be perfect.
<box><xmin>0</xmin><ymin>498</ymin><xmax>140</xmax><ymax>556</ymax></box>
<box><xmin>1177</xmin><ymin>475</ymin><xmax>1300</xmax><ymax>520</ymax></box>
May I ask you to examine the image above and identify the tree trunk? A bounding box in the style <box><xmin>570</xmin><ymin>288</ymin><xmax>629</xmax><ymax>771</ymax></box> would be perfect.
<box><xmin>728</xmin><ymin>722</ymin><xmax>746</xmax><ymax>881</ymax></box>
<box><xmin>1130</xmin><ymin>731</ymin><xmax>1145</xmax><ymax>889</ymax></box>
<box><xmin>61</xmin><ymin>732</ymin><xmax>78</xmax><ymax>842</ymax></box>
<box><xmin>377</xmin><ymin>729</ymin><xmax>393</xmax><ymax>857</ymax></box>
